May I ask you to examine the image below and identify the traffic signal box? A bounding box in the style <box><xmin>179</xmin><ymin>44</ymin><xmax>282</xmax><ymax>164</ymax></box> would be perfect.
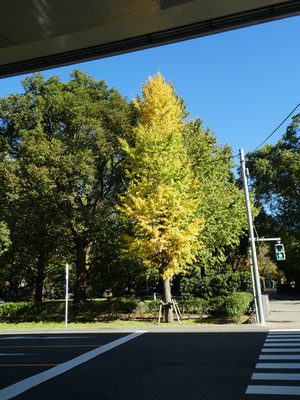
<box><xmin>275</xmin><ymin>243</ymin><xmax>286</xmax><ymax>261</ymax></box>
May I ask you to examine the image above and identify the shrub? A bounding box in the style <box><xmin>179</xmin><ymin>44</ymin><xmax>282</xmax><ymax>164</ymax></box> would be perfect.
<box><xmin>180</xmin><ymin>271</ymin><xmax>252</xmax><ymax>299</ymax></box>
<box><xmin>223</xmin><ymin>292</ymin><xmax>254</xmax><ymax>321</ymax></box>
<box><xmin>0</xmin><ymin>301</ymin><xmax>65</xmax><ymax>322</ymax></box>
<box><xmin>207</xmin><ymin>296</ymin><xmax>226</xmax><ymax>315</ymax></box>
<box><xmin>177</xmin><ymin>298</ymin><xmax>208</xmax><ymax>316</ymax></box>
<box><xmin>104</xmin><ymin>297</ymin><xmax>140</xmax><ymax>313</ymax></box>
<box><xmin>145</xmin><ymin>300</ymin><xmax>161</xmax><ymax>313</ymax></box>
<box><xmin>0</xmin><ymin>297</ymin><xmax>140</xmax><ymax>322</ymax></box>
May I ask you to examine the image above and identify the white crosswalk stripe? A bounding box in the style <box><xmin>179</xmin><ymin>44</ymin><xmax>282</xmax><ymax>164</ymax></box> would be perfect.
<box><xmin>262</xmin><ymin>348</ymin><xmax>300</xmax><ymax>352</ymax></box>
<box><xmin>260</xmin><ymin>354</ymin><xmax>300</xmax><ymax>360</ymax></box>
<box><xmin>246</xmin><ymin>330</ymin><xmax>300</xmax><ymax>396</ymax></box>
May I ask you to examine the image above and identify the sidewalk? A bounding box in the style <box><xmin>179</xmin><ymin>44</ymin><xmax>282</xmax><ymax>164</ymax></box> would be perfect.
<box><xmin>264</xmin><ymin>288</ymin><xmax>300</xmax><ymax>328</ymax></box>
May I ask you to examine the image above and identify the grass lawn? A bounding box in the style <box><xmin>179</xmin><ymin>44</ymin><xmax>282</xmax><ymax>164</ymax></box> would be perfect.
<box><xmin>0</xmin><ymin>316</ymin><xmax>247</xmax><ymax>330</ymax></box>
<box><xmin>0</xmin><ymin>320</ymin><xmax>157</xmax><ymax>329</ymax></box>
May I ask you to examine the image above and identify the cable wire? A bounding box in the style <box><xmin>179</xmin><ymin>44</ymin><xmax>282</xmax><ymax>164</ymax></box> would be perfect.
<box><xmin>252</xmin><ymin>102</ymin><xmax>300</xmax><ymax>153</ymax></box>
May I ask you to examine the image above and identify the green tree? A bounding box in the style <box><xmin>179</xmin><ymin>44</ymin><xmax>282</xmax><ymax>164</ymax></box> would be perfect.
<box><xmin>0</xmin><ymin>70</ymin><xmax>133</xmax><ymax>303</ymax></box>
<box><xmin>0</xmin><ymin>221</ymin><xmax>10</xmax><ymax>256</ymax></box>
<box><xmin>118</xmin><ymin>74</ymin><xmax>204</xmax><ymax>322</ymax></box>
<box><xmin>183</xmin><ymin>119</ymin><xmax>249</xmax><ymax>275</ymax></box>
<box><xmin>246</xmin><ymin>114</ymin><xmax>300</xmax><ymax>281</ymax></box>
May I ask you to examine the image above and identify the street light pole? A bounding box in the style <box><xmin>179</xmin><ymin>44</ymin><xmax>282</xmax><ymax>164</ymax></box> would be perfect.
<box><xmin>239</xmin><ymin>149</ymin><xmax>265</xmax><ymax>324</ymax></box>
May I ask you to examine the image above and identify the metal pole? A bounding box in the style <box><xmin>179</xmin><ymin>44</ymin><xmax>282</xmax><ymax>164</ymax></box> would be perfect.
<box><xmin>239</xmin><ymin>149</ymin><xmax>265</xmax><ymax>324</ymax></box>
<box><xmin>65</xmin><ymin>263</ymin><xmax>69</xmax><ymax>328</ymax></box>
<box><xmin>249</xmin><ymin>250</ymin><xmax>259</xmax><ymax>324</ymax></box>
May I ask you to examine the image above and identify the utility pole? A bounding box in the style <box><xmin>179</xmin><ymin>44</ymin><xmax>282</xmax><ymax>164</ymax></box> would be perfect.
<box><xmin>239</xmin><ymin>149</ymin><xmax>265</xmax><ymax>324</ymax></box>
<box><xmin>249</xmin><ymin>250</ymin><xmax>259</xmax><ymax>323</ymax></box>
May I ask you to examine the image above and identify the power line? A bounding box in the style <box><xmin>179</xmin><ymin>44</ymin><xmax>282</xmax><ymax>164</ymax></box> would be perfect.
<box><xmin>252</xmin><ymin>102</ymin><xmax>300</xmax><ymax>153</ymax></box>
<box><xmin>187</xmin><ymin>103</ymin><xmax>299</xmax><ymax>166</ymax></box>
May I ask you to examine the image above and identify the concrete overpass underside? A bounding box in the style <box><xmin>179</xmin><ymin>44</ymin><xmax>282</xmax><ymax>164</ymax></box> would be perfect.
<box><xmin>1</xmin><ymin>0</ymin><xmax>300</xmax><ymax>78</ymax></box>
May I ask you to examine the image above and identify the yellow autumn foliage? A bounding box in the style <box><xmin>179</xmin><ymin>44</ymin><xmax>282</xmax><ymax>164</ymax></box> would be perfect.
<box><xmin>119</xmin><ymin>74</ymin><xmax>204</xmax><ymax>280</ymax></box>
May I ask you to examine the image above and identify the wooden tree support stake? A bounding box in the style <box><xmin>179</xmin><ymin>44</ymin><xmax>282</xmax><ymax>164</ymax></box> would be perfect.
<box><xmin>158</xmin><ymin>300</ymin><xmax>181</xmax><ymax>324</ymax></box>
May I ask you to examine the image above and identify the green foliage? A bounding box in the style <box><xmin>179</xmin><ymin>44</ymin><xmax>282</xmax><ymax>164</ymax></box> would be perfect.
<box><xmin>180</xmin><ymin>271</ymin><xmax>252</xmax><ymax>299</ymax></box>
<box><xmin>119</xmin><ymin>74</ymin><xmax>204</xmax><ymax>283</ymax></box>
<box><xmin>208</xmin><ymin>296</ymin><xmax>226</xmax><ymax>315</ymax></box>
<box><xmin>183</xmin><ymin>119</ymin><xmax>252</xmax><ymax>274</ymax></box>
<box><xmin>178</xmin><ymin>298</ymin><xmax>208</xmax><ymax>316</ymax></box>
<box><xmin>0</xmin><ymin>70</ymin><xmax>134</xmax><ymax>302</ymax></box>
<box><xmin>145</xmin><ymin>300</ymin><xmax>161</xmax><ymax>313</ymax></box>
<box><xmin>246</xmin><ymin>114</ymin><xmax>300</xmax><ymax>279</ymax></box>
<box><xmin>102</xmin><ymin>297</ymin><xmax>140</xmax><ymax>314</ymax></box>
<box><xmin>0</xmin><ymin>293</ymin><xmax>252</xmax><ymax>323</ymax></box>
<box><xmin>0</xmin><ymin>298</ymin><xmax>140</xmax><ymax>322</ymax></box>
<box><xmin>206</xmin><ymin>292</ymin><xmax>253</xmax><ymax>320</ymax></box>
<box><xmin>0</xmin><ymin>221</ymin><xmax>11</xmax><ymax>256</ymax></box>
<box><xmin>0</xmin><ymin>302</ymin><xmax>65</xmax><ymax>322</ymax></box>
<box><xmin>223</xmin><ymin>292</ymin><xmax>254</xmax><ymax>320</ymax></box>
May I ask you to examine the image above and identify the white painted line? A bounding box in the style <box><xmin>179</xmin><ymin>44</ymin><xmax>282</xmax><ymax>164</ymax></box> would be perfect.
<box><xmin>0</xmin><ymin>336</ymin><xmax>90</xmax><ymax>340</ymax></box>
<box><xmin>246</xmin><ymin>385</ymin><xmax>300</xmax><ymax>395</ymax></box>
<box><xmin>256</xmin><ymin>363</ymin><xmax>300</xmax><ymax>369</ymax></box>
<box><xmin>0</xmin><ymin>330</ymin><xmax>147</xmax><ymax>400</ymax></box>
<box><xmin>266</xmin><ymin>339</ymin><xmax>300</xmax><ymax>342</ymax></box>
<box><xmin>260</xmin><ymin>354</ymin><xmax>300</xmax><ymax>360</ymax></box>
<box><xmin>270</xmin><ymin>329</ymin><xmax>300</xmax><ymax>333</ymax></box>
<box><xmin>264</xmin><ymin>343</ymin><xmax>300</xmax><ymax>347</ymax></box>
<box><xmin>262</xmin><ymin>348</ymin><xmax>300</xmax><ymax>352</ymax></box>
<box><xmin>43</xmin><ymin>336</ymin><xmax>90</xmax><ymax>339</ymax></box>
<box><xmin>0</xmin><ymin>337</ymin><xmax>40</xmax><ymax>340</ymax></box>
<box><xmin>268</xmin><ymin>335</ymin><xmax>300</xmax><ymax>338</ymax></box>
<box><xmin>252</xmin><ymin>373</ymin><xmax>300</xmax><ymax>380</ymax></box>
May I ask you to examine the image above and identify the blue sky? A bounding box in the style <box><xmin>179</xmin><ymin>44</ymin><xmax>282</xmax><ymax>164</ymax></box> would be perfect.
<box><xmin>1</xmin><ymin>15</ymin><xmax>299</xmax><ymax>162</ymax></box>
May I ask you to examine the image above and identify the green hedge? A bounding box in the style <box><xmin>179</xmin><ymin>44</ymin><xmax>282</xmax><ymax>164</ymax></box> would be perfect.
<box><xmin>180</xmin><ymin>271</ymin><xmax>252</xmax><ymax>299</ymax></box>
<box><xmin>223</xmin><ymin>292</ymin><xmax>254</xmax><ymax>321</ymax></box>
<box><xmin>0</xmin><ymin>297</ymin><xmax>140</xmax><ymax>322</ymax></box>
<box><xmin>177</xmin><ymin>292</ymin><xmax>253</xmax><ymax>320</ymax></box>
<box><xmin>177</xmin><ymin>298</ymin><xmax>208</xmax><ymax>316</ymax></box>
<box><xmin>145</xmin><ymin>300</ymin><xmax>161</xmax><ymax>313</ymax></box>
<box><xmin>0</xmin><ymin>293</ymin><xmax>253</xmax><ymax>323</ymax></box>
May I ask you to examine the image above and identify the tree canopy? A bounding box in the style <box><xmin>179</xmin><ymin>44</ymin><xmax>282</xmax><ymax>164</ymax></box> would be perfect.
<box><xmin>118</xmin><ymin>74</ymin><xmax>204</xmax><ymax>321</ymax></box>
<box><xmin>246</xmin><ymin>114</ymin><xmax>300</xmax><ymax>280</ymax></box>
<box><xmin>183</xmin><ymin>119</ymin><xmax>249</xmax><ymax>274</ymax></box>
<box><xmin>0</xmin><ymin>69</ymin><xmax>258</xmax><ymax>309</ymax></box>
<box><xmin>0</xmin><ymin>70</ymin><xmax>133</xmax><ymax>302</ymax></box>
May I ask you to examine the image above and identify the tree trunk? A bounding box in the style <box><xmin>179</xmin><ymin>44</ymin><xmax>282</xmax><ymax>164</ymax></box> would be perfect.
<box><xmin>34</xmin><ymin>265</ymin><xmax>44</xmax><ymax>302</ymax></box>
<box><xmin>162</xmin><ymin>278</ymin><xmax>174</xmax><ymax>323</ymax></box>
<box><xmin>8</xmin><ymin>247</ymin><xmax>15</xmax><ymax>301</ymax></box>
<box><xmin>74</xmin><ymin>236</ymin><xmax>89</xmax><ymax>304</ymax></box>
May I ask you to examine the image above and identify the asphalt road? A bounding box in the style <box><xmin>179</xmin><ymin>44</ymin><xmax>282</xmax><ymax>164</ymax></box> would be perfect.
<box><xmin>1</xmin><ymin>328</ymin><xmax>300</xmax><ymax>399</ymax></box>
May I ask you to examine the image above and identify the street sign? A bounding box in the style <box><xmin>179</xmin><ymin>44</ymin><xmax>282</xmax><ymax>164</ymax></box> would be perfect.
<box><xmin>275</xmin><ymin>244</ymin><xmax>286</xmax><ymax>260</ymax></box>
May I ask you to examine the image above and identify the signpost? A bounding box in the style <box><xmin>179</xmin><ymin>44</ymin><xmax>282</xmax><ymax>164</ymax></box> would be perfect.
<box><xmin>65</xmin><ymin>263</ymin><xmax>69</xmax><ymax>328</ymax></box>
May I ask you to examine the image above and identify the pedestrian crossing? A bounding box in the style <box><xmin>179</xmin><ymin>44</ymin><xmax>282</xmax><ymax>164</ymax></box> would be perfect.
<box><xmin>246</xmin><ymin>329</ymin><xmax>300</xmax><ymax>396</ymax></box>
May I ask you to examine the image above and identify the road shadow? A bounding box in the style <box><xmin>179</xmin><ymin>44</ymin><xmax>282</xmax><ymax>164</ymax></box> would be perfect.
<box><xmin>264</xmin><ymin>288</ymin><xmax>300</xmax><ymax>302</ymax></box>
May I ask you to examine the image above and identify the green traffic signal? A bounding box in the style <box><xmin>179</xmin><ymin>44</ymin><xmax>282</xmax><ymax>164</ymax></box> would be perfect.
<box><xmin>275</xmin><ymin>243</ymin><xmax>286</xmax><ymax>261</ymax></box>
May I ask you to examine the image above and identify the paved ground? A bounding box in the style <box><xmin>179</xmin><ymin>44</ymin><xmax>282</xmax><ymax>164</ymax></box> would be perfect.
<box><xmin>265</xmin><ymin>289</ymin><xmax>300</xmax><ymax>328</ymax></box>
<box><xmin>1</xmin><ymin>328</ymin><xmax>300</xmax><ymax>399</ymax></box>
<box><xmin>0</xmin><ymin>329</ymin><xmax>267</xmax><ymax>400</ymax></box>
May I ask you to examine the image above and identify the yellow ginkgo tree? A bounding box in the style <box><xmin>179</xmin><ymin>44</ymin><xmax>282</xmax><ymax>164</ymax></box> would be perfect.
<box><xmin>118</xmin><ymin>74</ymin><xmax>204</xmax><ymax>322</ymax></box>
